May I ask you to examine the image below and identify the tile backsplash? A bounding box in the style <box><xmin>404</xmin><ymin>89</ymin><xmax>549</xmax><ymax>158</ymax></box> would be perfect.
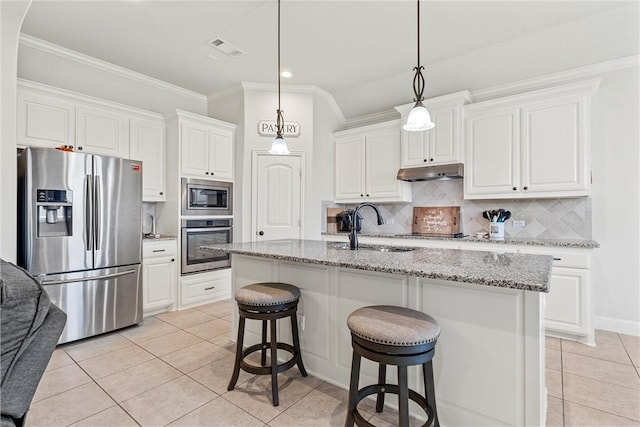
<box><xmin>345</xmin><ymin>180</ymin><xmax>592</xmax><ymax>240</ymax></box>
<box><xmin>142</xmin><ymin>202</ymin><xmax>156</xmax><ymax>235</ymax></box>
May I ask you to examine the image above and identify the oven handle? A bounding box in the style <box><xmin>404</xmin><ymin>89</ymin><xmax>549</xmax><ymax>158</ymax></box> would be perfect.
<box><xmin>183</xmin><ymin>227</ymin><xmax>233</xmax><ymax>233</ymax></box>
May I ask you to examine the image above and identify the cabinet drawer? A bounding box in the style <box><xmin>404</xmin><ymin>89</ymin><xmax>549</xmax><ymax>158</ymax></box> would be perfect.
<box><xmin>550</xmin><ymin>252</ymin><xmax>590</xmax><ymax>269</ymax></box>
<box><xmin>180</xmin><ymin>269</ymin><xmax>231</xmax><ymax>308</ymax></box>
<box><xmin>143</xmin><ymin>240</ymin><xmax>177</xmax><ymax>258</ymax></box>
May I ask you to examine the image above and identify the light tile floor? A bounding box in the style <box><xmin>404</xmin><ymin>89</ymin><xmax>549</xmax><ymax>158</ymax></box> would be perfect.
<box><xmin>29</xmin><ymin>300</ymin><xmax>640</xmax><ymax>426</ymax></box>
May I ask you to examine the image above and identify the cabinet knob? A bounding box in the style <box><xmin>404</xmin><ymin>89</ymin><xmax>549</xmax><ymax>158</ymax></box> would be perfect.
<box><xmin>360</xmin><ymin>194</ymin><xmax>364</xmax><ymax>197</ymax></box>
<box><xmin>77</xmin><ymin>146</ymin><xmax>83</xmax><ymax>151</ymax></box>
<box><xmin>159</xmin><ymin>192</ymin><xmax>163</xmax><ymax>195</ymax></box>
<box><xmin>430</xmin><ymin>158</ymin><xmax>434</xmax><ymax>162</ymax></box>
<box><xmin>259</xmin><ymin>231</ymin><xmax>264</xmax><ymax>236</ymax></box>
<box><xmin>512</xmin><ymin>187</ymin><xmax>517</xmax><ymax>191</ymax></box>
<box><xmin>423</xmin><ymin>159</ymin><xmax>427</xmax><ymax>162</ymax></box>
<box><xmin>171</xmin><ymin>258</ymin><xmax>175</xmax><ymax>262</ymax></box>
<box><xmin>523</xmin><ymin>186</ymin><xmax>529</xmax><ymax>190</ymax></box>
<box><xmin>211</xmin><ymin>172</ymin><xmax>214</xmax><ymax>175</ymax></box>
<box><xmin>366</xmin><ymin>194</ymin><xmax>370</xmax><ymax>197</ymax></box>
<box><xmin>205</xmin><ymin>172</ymin><xmax>209</xmax><ymax>175</ymax></box>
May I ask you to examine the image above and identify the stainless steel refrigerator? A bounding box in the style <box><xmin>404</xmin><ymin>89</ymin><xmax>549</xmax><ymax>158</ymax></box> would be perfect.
<box><xmin>18</xmin><ymin>147</ymin><xmax>143</xmax><ymax>344</ymax></box>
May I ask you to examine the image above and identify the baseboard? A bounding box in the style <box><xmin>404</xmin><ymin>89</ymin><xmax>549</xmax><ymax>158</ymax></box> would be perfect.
<box><xmin>595</xmin><ymin>316</ymin><xmax>640</xmax><ymax>336</ymax></box>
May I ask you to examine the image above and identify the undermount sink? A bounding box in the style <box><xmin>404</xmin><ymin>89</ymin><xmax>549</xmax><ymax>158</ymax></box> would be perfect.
<box><xmin>329</xmin><ymin>243</ymin><xmax>415</xmax><ymax>252</ymax></box>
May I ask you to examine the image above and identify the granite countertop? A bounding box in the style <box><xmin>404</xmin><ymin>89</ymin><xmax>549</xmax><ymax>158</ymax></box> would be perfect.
<box><xmin>322</xmin><ymin>232</ymin><xmax>599</xmax><ymax>249</ymax></box>
<box><xmin>202</xmin><ymin>239</ymin><xmax>552</xmax><ymax>293</ymax></box>
<box><xmin>143</xmin><ymin>234</ymin><xmax>178</xmax><ymax>241</ymax></box>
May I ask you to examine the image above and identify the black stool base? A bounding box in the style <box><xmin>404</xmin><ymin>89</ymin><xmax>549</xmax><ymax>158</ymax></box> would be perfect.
<box><xmin>345</xmin><ymin>336</ymin><xmax>439</xmax><ymax>427</ymax></box>
<box><xmin>228</xmin><ymin>300</ymin><xmax>307</xmax><ymax>407</ymax></box>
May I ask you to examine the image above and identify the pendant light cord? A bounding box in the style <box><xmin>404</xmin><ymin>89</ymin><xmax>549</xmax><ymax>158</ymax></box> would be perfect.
<box><xmin>276</xmin><ymin>0</ymin><xmax>284</xmax><ymax>139</ymax></box>
<box><xmin>412</xmin><ymin>0</ymin><xmax>425</xmax><ymax>103</ymax></box>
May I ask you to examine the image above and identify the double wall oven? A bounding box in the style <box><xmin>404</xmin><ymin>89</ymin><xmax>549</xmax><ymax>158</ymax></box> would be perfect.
<box><xmin>181</xmin><ymin>178</ymin><xmax>233</xmax><ymax>275</ymax></box>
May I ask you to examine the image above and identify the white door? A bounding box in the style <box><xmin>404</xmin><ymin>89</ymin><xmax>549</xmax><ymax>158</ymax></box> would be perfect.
<box><xmin>255</xmin><ymin>154</ymin><xmax>302</xmax><ymax>241</ymax></box>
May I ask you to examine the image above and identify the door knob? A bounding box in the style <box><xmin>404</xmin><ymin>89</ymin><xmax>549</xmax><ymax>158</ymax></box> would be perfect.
<box><xmin>259</xmin><ymin>231</ymin><xmax>264</xmax><ymax>236</ymax></box>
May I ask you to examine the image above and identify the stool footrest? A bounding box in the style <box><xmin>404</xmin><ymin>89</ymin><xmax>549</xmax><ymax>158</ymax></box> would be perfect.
<box><xmin>350</xmin><ymin>384</ymin><xmax>435</xmax><ymax>427</ymax></box>
<box><xmin>239</xmin><ymin>342</ymin><xmax>299</xmax><ymax>376</ymax></box>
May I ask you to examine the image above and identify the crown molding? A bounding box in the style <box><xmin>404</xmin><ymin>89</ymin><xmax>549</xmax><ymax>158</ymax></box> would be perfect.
<box><xmin>343</xmin><ymin>110</ymin><xmax>400</xmax><ymax>130</ymax></box>
<box><xmin>19</xmin><ymin>33</ymin><xmax>207</xmax><ymax>103</ymax></box>
<box><xmin>471</xmin><ymin>55</ymin><xmax>639</xmax><ymax>102</ymax></box>
<box><xmin>209</xmin><ymin>82</ymin><xmax>346</xmax><ymax>123</ymax></box>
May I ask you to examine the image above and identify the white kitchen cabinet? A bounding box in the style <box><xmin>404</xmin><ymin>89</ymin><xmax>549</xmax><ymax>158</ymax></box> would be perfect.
<box><xmin>395</xmin><ymin>91</ymin><xmax>472</xmax><ymax>168</ymax></box>
<box><xmin>17</xmin><ymin>89</ymin><xmax>76</xmax><ymax>149</ymax></box>
<box><xmin>464</xmin><ymin>80</ymin><xmax>599</xmax><ymax>199</ymax></box>
<box><xmin>180</xmin><ymin>268</ymin><xmax>231</xmax><ymax>309</ymax></box>
<box><xmin>142</xmin><ymin>240</ymin><xmax>178</xmax><ymax>316</ymax></box>
<box><xmin>334</xmin><ymin>120</ymin><xmax>411</xmax><ymax>203</ymax></box>
<box><xmin>76</xmin><ymin>105</ymin><xmax>129</xmax><ymax>158</ymax></box>
<box><xmin>180</xmin><ymin>113</ymin><xmax>235</xmax><ymax>181</ymax></box>
<box><xmin>130</xmin><ymin>118</ymin><xmax>166</xmax><ymax>202</ymax></box>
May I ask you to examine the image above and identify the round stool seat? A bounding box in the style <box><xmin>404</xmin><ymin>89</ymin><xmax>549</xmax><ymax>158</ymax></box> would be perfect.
<box><xmin>235</xmin><ymin>282</ymin><xmax>301</xmax><ymax>307</ymax></box>
<box><xmin>347</xmin><ymin>305</ymin><xmax>440</xmax><ymax>347</ymax></box>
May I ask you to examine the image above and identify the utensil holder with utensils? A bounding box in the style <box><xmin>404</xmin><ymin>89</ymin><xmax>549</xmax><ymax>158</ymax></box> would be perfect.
<box><xmin>483</xmin><ymin>209</ymin><xmax>511</xmax><ymax>241</ymax></box>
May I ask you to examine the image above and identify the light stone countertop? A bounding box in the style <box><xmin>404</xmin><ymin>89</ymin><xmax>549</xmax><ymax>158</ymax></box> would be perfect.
<box><xmin>322</xmin><ymin>232</ymin><xmax>599</xmax><ymax>249</ymax></box>
<box><xmin>202</xmin><ymin>239</ymin><xmax>553</xmax><ymax>293</ymax></box>
<box><xmin>142</xmin><ymin>234</ymin><xmax>178</xmax><ymax>241</ymax></box>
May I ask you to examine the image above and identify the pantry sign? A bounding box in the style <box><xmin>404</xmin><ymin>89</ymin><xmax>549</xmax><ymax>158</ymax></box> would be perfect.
<box><xmin>257</xmin><ymin>120</ymin><xmax>300</xmax><ymax>137</ymax></box>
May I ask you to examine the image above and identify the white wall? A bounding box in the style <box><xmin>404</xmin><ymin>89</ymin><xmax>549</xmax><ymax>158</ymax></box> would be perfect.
<box><xmin>1</xmin><ymin>1</ymin><xmax>31</xmax><ymax>262</ymax></box>
<box><xmin>590</xmin><ymin>66</ymin><xmax>640</xmax><ymax>333</ymax></box>
<box><xmin>17</xmin><ymin>36</ymin><xmax>207</xmax><ymax>116</ymax></box>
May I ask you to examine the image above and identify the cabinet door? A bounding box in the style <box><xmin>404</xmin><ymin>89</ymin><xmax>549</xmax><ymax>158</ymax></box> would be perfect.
<box><xmin>76</xmin><ymin>106</ymin><xmax>129</xmax><ymax>157</ymax></box>
<box><xmin>181</xmin><ymin>121</ymin><xmax>210</xmax><ymax>177</ymax></box>
<box><xmin>464</xmin><ymin>107</ymin><xmax>520</xmax><ymax>197</ymax></box>
<box><xmin>208</xmin><ymin>128</ymin><xmax>234</xmax><ymax>181</ymax></box>
<box><xmin>130</xmin><ymin>119</ymin><xmax>166</xmax><ymax>201</ymax></box>
<box><xmin>545</xmin><ymin>267</ymin><xmax>589</xmax><ymax>336</ymax></box>
<box><xmin>17</xmin><ymin>90</ymin><xmax>75</xmax><ymax>148</ymax></box>
<box><xmin>521</xmin><ymin>96</ymin><xmax>589</xmax><ymax>196</ymax></box>
<box><xmin>143</xmin><ymin>256</ymin><xmax>177</xmax><ymax>313</ymax></box>
<box><xmin>430</xmin><ymin>105</ymin><xmax>458</xmax><ymax>165</ymax></box>
<box><xmin>400</xmin><ymin>126</ymin><xmax>429</xmax><ymax>167</ymax></box>
<box><xmin>366</xmin><ymin>127</ymin><xmax>403</xmax><ymax>199</ymax></box>
<box><xmin>335</xmin><ymin>135</ymin><xmax>366</xmax><ymax>202</ymax></box>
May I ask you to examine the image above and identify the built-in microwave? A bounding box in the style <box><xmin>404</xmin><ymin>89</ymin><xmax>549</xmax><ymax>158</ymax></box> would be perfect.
<box><xmin>181</xmin><ymin>178</ymin><xmax>232</xmax><ymax>216</ymax></box>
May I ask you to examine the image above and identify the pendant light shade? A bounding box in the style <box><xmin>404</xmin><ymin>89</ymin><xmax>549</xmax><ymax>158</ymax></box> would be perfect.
<box><xmin>269</xmin><ymin>0</ymin><xmax>290</xmax><ymax>155</ymax></box>
<box><xmin>404</xmin><ymin>101</ymin><xmax>434</xmax><ymax>131</ymax></box>
<box><xmin>404</xmin><ymin>0</ymin><xmax>434</xmax><ymax>132</ymax></box>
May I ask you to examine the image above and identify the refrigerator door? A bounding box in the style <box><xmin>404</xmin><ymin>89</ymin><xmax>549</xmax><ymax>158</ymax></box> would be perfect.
<box><xmin>18</xmin><ymin>148</ymin><xmax>93</xmax><ymax>275</ymax></box>
<box><xmin>93</xmin><ymin>155</ymin><xmax>142</xmax><ymax>269</ymax></box>
<box><xmin>40</xmin><ymin>265</ymin><xmax>142</xmax><ymax>343</ymax></box>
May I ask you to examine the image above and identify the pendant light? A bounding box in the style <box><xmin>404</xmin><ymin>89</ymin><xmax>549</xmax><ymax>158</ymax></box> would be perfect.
<box><xmin>403</xmin><ymin>0</ymin><xmax>435</xmax><ymax>132</ymax></box>
<box><xmin>269</xmin><ymin>0</ymin><xmax>290</xmax><ymax>155</ymax></box>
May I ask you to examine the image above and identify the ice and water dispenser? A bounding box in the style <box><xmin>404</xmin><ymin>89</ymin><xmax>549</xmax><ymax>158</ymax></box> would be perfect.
<box><xmin>36</xmin><ymin>189</ymin><xmax>72</xmax><ymax>237</ymax></box>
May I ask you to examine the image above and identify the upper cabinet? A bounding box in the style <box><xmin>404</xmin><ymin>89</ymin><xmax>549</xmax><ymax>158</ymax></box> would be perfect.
<box><xmin>76</xmin><ymin>105</ymin><xmax>129</xmax><ymax>158</ymax></box>
<box><xmin>17</xmin><ymin>90</ymin><xmax>75</xmax><ymax>149</ymax></box>
<box><xmin>130</xmin><ymin>118</ymin><xmax>166</xmax><ymax>202</ymax></box>
<box><xmin>180</xmin><ymin>112</ymin><xmax>235</xmax><ymax>182</ymax></box>
<box><xmin>395</xmin><ymin>91</ymin><xmax>472</xmax><ymax>168</ymax></box>
<box><xmin>17</xmin><ymin>80</ymin><xmax>167</xmax><ymax>202</ymax></box>
<box><xmin>464</xmin><ymin>80</ymin><xmax>600</xmax><ymax>200</ymax></box>
<box><xmin>334</xmin><ymin>120</ymin><xmax>411</xmax><ymax>203</ymax></box>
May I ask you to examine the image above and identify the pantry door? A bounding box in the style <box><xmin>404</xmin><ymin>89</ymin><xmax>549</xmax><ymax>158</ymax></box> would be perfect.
<box><xmin>253</xmin><ymin>153</ymin><xmax>303</xmax><ymax>241</ymax></box>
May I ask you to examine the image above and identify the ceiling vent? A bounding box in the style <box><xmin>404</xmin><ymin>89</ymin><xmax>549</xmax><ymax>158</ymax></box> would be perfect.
<box><xmin>208</xmin><ymin>38</ymin><xmax>245</xmax><ymax>58</ymax></box>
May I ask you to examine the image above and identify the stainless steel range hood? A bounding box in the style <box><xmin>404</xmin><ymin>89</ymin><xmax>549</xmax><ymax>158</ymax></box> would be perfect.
<box><xmin>397</xmin><ymin>163</ymin><xmax>464</xmax><ymax>182</ymax></box>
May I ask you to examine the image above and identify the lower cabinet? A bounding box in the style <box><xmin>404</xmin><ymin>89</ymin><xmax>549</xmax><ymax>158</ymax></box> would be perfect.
<box><xmin>180</xmin><ymin>268</ymin><xmax>231</xmax><ymax>309</ymax></box>
<box><xmin>142</xmin><ymin>240</ymin><xmax>178</xmax><ymax>316</ymax></box>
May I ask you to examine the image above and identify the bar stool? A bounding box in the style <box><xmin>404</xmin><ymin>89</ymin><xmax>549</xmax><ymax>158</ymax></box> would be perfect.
<box><xmin>228</xmin><ymin>282</ymin><xmax>307</xmax><ymax>406</ymax></box>
<box><xmin>345</xmin><ymin>305</ymin><xmax>440</xmax><ymax>427</ymax></box>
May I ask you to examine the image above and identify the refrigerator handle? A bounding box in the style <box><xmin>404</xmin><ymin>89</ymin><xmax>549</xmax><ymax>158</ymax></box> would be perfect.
<box><xmin>85</xmin><ymin>175</ymin><xmax>93</xmax><ymax>251</ymax></box>
<box><xmin>94</xmin><ymin>175</ymin><xmax>102</xmax><ymax>250</ymax></box>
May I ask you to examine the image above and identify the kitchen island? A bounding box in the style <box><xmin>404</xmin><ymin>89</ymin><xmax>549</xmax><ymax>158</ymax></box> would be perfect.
<box><xmin>203</xmin><ymin>240</ymin><xmax>553</xmax><ymax>426</ymax></box>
